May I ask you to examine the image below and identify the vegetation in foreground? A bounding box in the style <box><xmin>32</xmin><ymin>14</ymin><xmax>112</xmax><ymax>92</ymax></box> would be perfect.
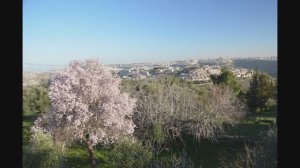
<box><xmin>23</xmin><ymin>111</ymin><xmax>276</xmax><ymax>168</ymax></box>
<box><xmin>23</xmin><ymin>59</ymin><xmax>277</xmax><ymax>168</ymax></box>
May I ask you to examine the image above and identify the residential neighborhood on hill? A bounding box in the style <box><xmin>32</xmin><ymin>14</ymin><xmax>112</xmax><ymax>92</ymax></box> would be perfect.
<box><xmin>23</xmin><ymin>56</ymin><xmax>277</xmax><ymax>86</ymax></box>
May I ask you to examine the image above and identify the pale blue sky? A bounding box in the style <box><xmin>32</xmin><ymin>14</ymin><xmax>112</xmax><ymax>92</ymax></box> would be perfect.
<box><xmin>23</xmin><ymin>0</ymin><xmax>277</xmax><ymax>69</ymax></box>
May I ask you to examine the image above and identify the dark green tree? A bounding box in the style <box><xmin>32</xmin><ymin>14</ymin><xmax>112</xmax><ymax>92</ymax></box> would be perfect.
<box><xmin>246</xmin><ymin>70</ymin><xmax>275</xmax><ymax>113</ymax></box>
<box><xmin>210</xmin><ymin>74</ymin><xmax>219</xmax><ymax>85</ymax></box>
<box><xmin>210</xmin><ymin>68</ymin><xmax>241</xmax><ymax>94</ymax></box>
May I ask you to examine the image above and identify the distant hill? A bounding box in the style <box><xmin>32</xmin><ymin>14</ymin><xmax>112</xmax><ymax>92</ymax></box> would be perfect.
<box><xmin>232</xmin><ymin>59</ymin><xmax>277</xmax><ymax>77</ymax></box>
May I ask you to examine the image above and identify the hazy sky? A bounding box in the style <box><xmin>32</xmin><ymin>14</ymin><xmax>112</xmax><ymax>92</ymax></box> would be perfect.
<box><xmin>23</xmin><ymin>0</ymin><xmax>277</xmax><ymax>68</ymax></box>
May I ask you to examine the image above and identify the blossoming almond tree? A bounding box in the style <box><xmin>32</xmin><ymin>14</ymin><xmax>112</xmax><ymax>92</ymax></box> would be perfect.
<box><xmin>32</xmin><ymin>59</ymin><xmax>136</xmax><ymax>166</ymax></box>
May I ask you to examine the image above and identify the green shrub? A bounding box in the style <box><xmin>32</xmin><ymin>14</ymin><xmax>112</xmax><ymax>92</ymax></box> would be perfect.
<box><xmin>23</xmin><ymin>120</ymin><xmax>33</xmax><ymax>145</ymax></box>
<box><xmin>246</xmin><ymin>71</ymin><xmax>276</xmax><ymax>113</ymax></box>
<box><xmin>109</xmin><ymin>137</ymin><xmax>153</xmax><ymax>168</ymax></box>
<box><xmin>151</xmin><ymin>121</ymin><xmax>166</xmax><ymax>145</ymax></box>
<box><xmin>23</xmin><ymin>131</ymin><xmax>66</xmax><ymax>168</ymax></box>
<box><xmin>23</xmin><ymin>85</ymin><xmax>51</xmax><ymax>115</ymax></box>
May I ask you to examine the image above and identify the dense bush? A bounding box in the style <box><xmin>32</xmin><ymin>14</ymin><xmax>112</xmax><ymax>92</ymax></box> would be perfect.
<box><xmin>23</xmin><ymin>131</ymin><xmax>66</xmax><ymax>168</ymax></box>
<box><xmin>246</xmin><ymin>71</ymin><xmax>276</xmax><ymax>113</ymax></box>
<box><xmin>150</xmin><ymin>121</ymin><xmax>166</xmax><ymax>145</ymax></box>
<box><xmin>210</xmin><ymin>68</ymin><xmax>241</xmax><ymax>95</ymax></box>
<box><xmin>23</xmin><ymin>84</ymin><xmax>51</xmax><ymax>115</ymax></box>
<box><xmin>122</xmin><ymin>77</ymin><xmax>246</xmax><ymax>143</ymax></box>
<box><xmin>23</xmin><ymin>120</ymin><xmax>34</xmax><ymax>145</ymax></box>
<box><xmin>109</xmin><ymin>137</ymin><xmax>153</xmax><ymax>168</ymax></box>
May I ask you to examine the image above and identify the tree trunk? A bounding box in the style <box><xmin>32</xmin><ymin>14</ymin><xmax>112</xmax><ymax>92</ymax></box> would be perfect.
<box><xmin>86</xmin><ymin>139</ymin><xmax>97</xmax><ymax>167</ymax></box>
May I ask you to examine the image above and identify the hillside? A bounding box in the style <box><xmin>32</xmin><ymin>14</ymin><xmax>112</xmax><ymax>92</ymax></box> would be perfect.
<box><xmin>232</xmin><ymin>59</ymin><xmax>277</xmax><ymax>77</ymax></box>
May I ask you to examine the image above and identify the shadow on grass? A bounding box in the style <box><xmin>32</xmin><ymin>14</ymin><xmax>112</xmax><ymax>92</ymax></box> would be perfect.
<box><xmin>23</xmin><ymin>113</ymin><xmax>40</xmax><ymax>122</ymax></box>
<box><xmin>223</xmin><ymin>122</ymin><xmax>271</xmax><ymax>138</ymax></box>
<box><xmin>159</xmin><ymin>113</ymin><xmax>276</xmax><ymax>168</ymax></box>
<box><xmin>159</xmin><ymin>135</ymin><xmax>246</xmax><ymax>168</ymax></box>
<box><xmin>64</xmin><ymin>143</ymin><xmax>111</xmax><ymax>168</ymax></box>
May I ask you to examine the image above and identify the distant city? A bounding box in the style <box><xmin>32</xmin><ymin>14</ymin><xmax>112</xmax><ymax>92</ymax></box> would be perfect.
<box><xmin>23</xmin><ymin>56</ymin><xmax>277</xmax><ymax>87</ymax></box>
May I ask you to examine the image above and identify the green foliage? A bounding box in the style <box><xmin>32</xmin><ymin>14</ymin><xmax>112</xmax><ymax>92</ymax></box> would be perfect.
<box><xmin>109</xmin><ymin>137</ymin><xmax>153</xmax><ymax>168</ymax></box>
<box><xmin>23</xmin><ymin>114</ymin><xmax>39</xmax><ymax>145</ymax></box>
<box><xmin>21</xmin><ymin>73</ymin><xmax>277</xmax><ymax>168</ymax></box>
<box><xmin>122</xmin><ymin>77</ymin><xmax>208</xmax><ymax>100</ymax></box>
<box><xmin>210</xmin><ymin>74</ymin><xmax>219</xmax><ymax>85</ymax></box>
<box><xmin>140</xmin><ymin>82</ymin><xmax>159</xmax><ymax>94</ymax></box>
<box><xmin>237</xmin><ymin>90</ymin><xmax>247</xmax><ymax>103</ymax></box>
<box><xmin>149</xmin><ymin>121</ymin><xmax>166</xmax><ymax>154</ymax></box>
<box><xmin>210</xmin><ymin>69</ymin><xmax>241</xmax><ymax>94</ymax></box>
<box><xmin>246</xmin><ymin>70</ymin><xmax>276</xmax><ymax>113</ymax></box>
<box><xmin>23</xmin><ymin>131</ymin><xmax>66</xmax><ymax>168</ymax></box>
<box><xmin>151</xmin><ymin>121</ymin><xmax>166</xmax><ymax>145</ymax></box>
<box><xmin>23</xmin><ymin>85</ymin><xmax>51</xmax><ymax>115</ymax></box>
<box><xmin>23</xmin><ymin>97</ymin><xmax>32</xmax><ymax>116</ymax></box>
<box><xmin>36</xmin><ymin>111</ymin><xmax>275</xmax><ymax>168</ymax></box>
<box><xmin>23</xmin><ymin>120</ymin><xmax>33</xmax><ymax>145</ymax></box>
<box><xmin>157</xmin><ymin>76</ymin><xmax>186</xmax><ymax>86</ymax></box>
<box><xmin>219</xmin><ymin>68</ymin><xmax>235</xmax><ymax>85</ymax></box>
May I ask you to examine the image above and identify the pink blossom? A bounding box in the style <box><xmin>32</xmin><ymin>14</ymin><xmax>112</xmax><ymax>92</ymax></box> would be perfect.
<box><xmin>32</xmin><ymin>59</ymin><xmax>136</xmax><ymax>146</ymax></box>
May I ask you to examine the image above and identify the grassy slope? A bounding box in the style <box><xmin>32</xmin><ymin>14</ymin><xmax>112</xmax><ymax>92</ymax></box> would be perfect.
<box><xmin>155</xmin><ymin>112</ymin><xmax>276</xmax><ymax>167</ymax></box>
<box><xmin>23</xmin><ymin>112</ymin><xmax>276</xmax><ymax>168</ymax></box>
